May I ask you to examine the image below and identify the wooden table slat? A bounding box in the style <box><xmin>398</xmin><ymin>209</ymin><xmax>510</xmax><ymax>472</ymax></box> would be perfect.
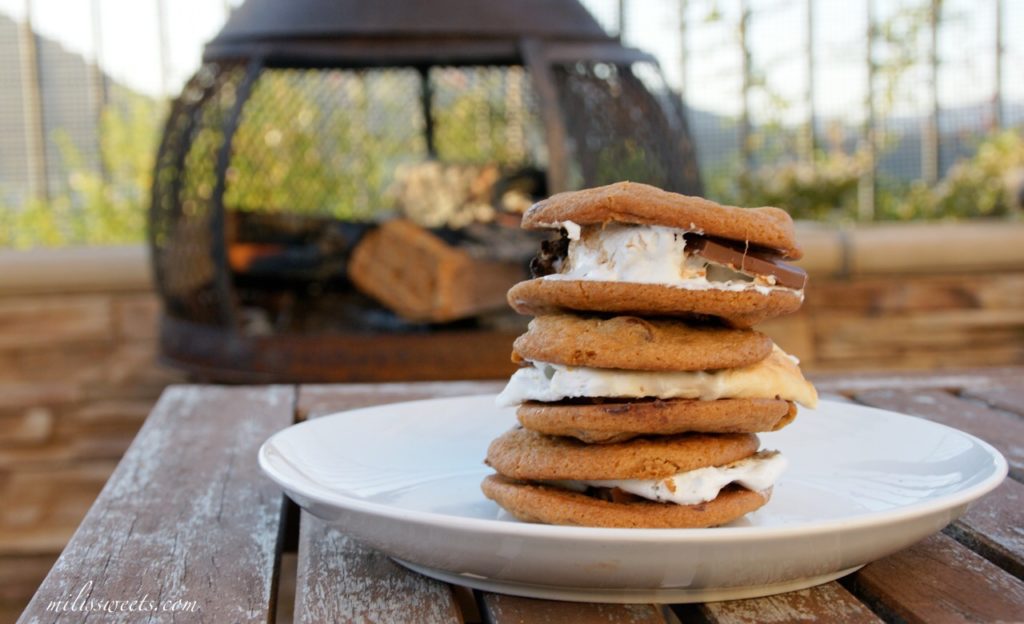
<box><xmin>852</xmin><ymin>388</ymin><xmax>1024</xmax><ymax>479</ymax></box>
<box><xmin>295</xmin><ymin>383</ymin><xmax>676</xmax><ymax>623</ymax></box>
<box><xmin>297</xmin><ymin>381</ymin><xmax>506</xmax><ymax>421</ymax></box>
<box><xmin>843</xmin><ymin>533</ymin><xmax>1024</xmax><ymax>624</ymax></box>
<box><xmin>294</xmin><ymin>515</ymin><xmax>462</xmax><ymax>624</ymax></box>
<box><xmin>292</xmin><ymin>384</ymin><xmax>492</xmax><ymax>624</ymax></box>
<box><xmin>675</xmin><ymin>582</ymin><xmax>882</xmax><ymax>624</ymax></box>
<box><xmin>960</xmin><ymin>385</ymin><xmax>1024</xmax><ymax>418</ymax></box>
<box><xmin>18</xmin><ymin>385</ymin><xmax>295</xmax><ymax>624</ymax></box>
<box><xmin>945</xmin><ymin>477</ymin><xmax>1024</xmax><ymax>579</ymax></box>
<box><xmin>811</xmin><ymin>367</ymin><xmax>1024</xmax><ymax>396</ymax></box>
<box><xmin>26</xmin><ymin>373</ymin><xmax>1024</xmax><ymax>622</ymax></box>
<box><xmin>479</xmin><ymin>593</ymin><xmax>667</xmax><ymax>624</ymax></box>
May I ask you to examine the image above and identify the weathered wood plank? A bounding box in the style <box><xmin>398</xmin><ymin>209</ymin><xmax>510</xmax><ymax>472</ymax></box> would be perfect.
<box><xmin>813</xmin><ymin>346</ymin><xmax>1024</xmax><ymax>373</ymax></box>
<box><xmin>945</xmin><ymin>477</ymin><xmax>1024</xmax><ymax>579</ymax></box>
<box><xmin>843</xmin><ymin>533</ymin><xmax>1024</xmax><ymax>624</ymax></box>
<box><xmin>480</xmin><ymin>594</ymin><xmax>666</xmax><ymax>624</ymax></box>
<box><xmin>297</xmin><ymin>381</ymin><xmax>505</xmax><ymax>420</ymax></box>
<box><xmin>813</xmin><ymin>310</ymin><xmax>1024</xmax><ymax>361</ymax></box>
<box><xmin>18</xmin><ymin>384</ymin><xmax>295</xmax><ymax>623</ymax></box>
<box><xmin>0</xmin><ymin>296</ymin><xmax>113</xmax><ymax>350</ymax></box>
<box><xmin>811</xmin><ymin>367</ymin><xmax>1022</xmax><ymax>396</ymax></box>
<box><xmin>805</xmin><ymin>272</ymin><xmax>1024</xmax><ymax>313</ymax></box>
<box><xmin>295</xmin><ymin>383</ymin><xmax>673</xmax><ymax>623</ymax></box>
<box><xmin>960</xmin><ymin>385</ymin><xmax>1024</xmax><ymax>418</ymax></box>
<box><xmin>293</xmin><ymin>383</ymin><xmax>487</xmax><ymax>624</ymax></box>
<box><xmin>852</xmin><ymin>388</ymin><xmax>1024</xmax><ymax>480</ymax></box>
<box><xmin>295</xmin><ymin>515</ymin><xmax>462</xmax><ymax>624</ymax></box>
<box><xmin>842</xmin><ymin>226</ymin><xmax>1024</xmax><ymax>278</ymax></box>
<box><xmin>675</xmin><ymin>582</ymin><xmax>881</xmax><ymax>624</ymax></box>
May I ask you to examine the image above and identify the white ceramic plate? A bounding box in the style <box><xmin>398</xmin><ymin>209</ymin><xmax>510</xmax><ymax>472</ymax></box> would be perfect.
<box><xmin>259</xmin><ymin>395</ymin><xmax>1007</xmax><ymax>603</ymax></box>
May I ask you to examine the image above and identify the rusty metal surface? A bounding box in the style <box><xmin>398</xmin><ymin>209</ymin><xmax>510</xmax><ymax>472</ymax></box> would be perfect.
<box><xmin>206</xmin><ymin>0</ymin><xmax>611</xmax><ymax>63</ymax></box>
<box><xmin>150</xmin><ymin>62</ymin><xmax>250</xmax><ymax>325</ymax></box>
<box><xmin>150</xmin><ymin>0</ymin><xmax>704</xmax><ymax>381</ymax></box>
<box><xmin>159</xmin><ymin>314</ymin><xmax>521</xmax><ymax>383</ymax></box>
<box><xmin>550</xmin><ymin>55</ymin><xmax>703</xmax><ymax>194</ymax></box>
<box><xmin>208</xmin><ymin>38</ymin><xmax>526</xmax><ymax>69</ymax></box>
<box><xmin>210</xmin><ymin>60</ymin><xmax>262</xmax><ymax>329</ymax></box>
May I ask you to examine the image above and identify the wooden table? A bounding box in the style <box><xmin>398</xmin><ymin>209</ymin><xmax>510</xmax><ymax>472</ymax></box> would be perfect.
<box><xmin>19</xmin><ymin>369</ymin><xmax>1024</xmax><ymax>623</ymax></box>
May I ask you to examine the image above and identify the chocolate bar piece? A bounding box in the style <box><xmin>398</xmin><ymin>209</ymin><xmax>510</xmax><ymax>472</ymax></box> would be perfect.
<box><xmin>529</xmin><ymin>232</ymin><xmax>570</xmax><ymax>278</ymax></box>
<box><xmin>688</xmin><ymin>236</ymin><xmax>807</xmax><ymax>289</ymax></box>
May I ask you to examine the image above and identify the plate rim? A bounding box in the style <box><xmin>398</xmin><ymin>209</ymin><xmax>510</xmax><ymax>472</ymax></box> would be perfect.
<box><xmin>259</xmin><ymin>394</ymin><xmax>1008</xmax><ymax>542</ymax></box>
<box><xmin>393</xmin><ymin>558</ymin><xmax>866</xmax><ymax>603</ymax></box>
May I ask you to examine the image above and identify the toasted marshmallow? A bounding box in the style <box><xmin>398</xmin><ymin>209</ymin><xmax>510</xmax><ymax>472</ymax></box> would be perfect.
<box><xmin>549</xmin><ymin>450</ymin><xmax>786</xmax><ymax>506</ymax></box>
<box><xmin>543</xmin><ymin>223</ymin><xmax>801</xmax><ymax>295</ymax></box>
<box><xmin>496</xmin><ymin>345</ymin><xmax>818</xmax><ymax>408</ymax></box>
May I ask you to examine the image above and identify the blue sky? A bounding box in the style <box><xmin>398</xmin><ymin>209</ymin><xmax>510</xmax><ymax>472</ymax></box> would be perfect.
<box><xmin>1</xmin><ymin>0</ymin><xmax>1020</xmax><ymax>125</ymax></box>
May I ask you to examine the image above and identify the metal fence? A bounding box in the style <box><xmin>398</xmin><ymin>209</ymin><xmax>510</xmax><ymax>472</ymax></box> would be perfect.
<box><xmin>0</xmin><ymin>0</ymin><xmax>231</xmax><ymax>211</ymax></box>
<box><xmin>600</xmin><ymin>0</ymin><xmax>1021</xmax><ymax>217</ymax></box>
<box><xmin>0</xmin><ymin>0</ymin><xmax>1021</xmax><ymax>222</ymax></box>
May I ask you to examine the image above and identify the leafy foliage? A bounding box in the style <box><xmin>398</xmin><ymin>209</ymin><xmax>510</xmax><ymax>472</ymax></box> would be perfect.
<box><xmin>224</xmin><ymin>70</ymin><xmax>427</xmax><ymax>221</ymax></box>
<box><xmin>878</xmin><ymin>130</ymin><xmax>1024</xmax><ymax>220</ymax></box>
<box><xmin>714</xmin><ymin>129</ymin><xmax>1024</xmax><ymax>221</ymax></box>
<box><xmin>0</xmin><ymin>91</ymin><xmax>162</xmax><ymax>248</ymax></box>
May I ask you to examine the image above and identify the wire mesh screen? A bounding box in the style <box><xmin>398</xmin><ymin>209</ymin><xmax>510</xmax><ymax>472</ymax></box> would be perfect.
<box><xmin>224</xmin><ymin>68</ymin><xmax>427</xmax><ymax>220</ymax></box>
<box><xmin>4</xmin><ymin>0</ymin><xmax>1021</xmax><ymax>247</ymax></box>
<box><xmin>151</xmin><ymin>61</ymin><xmax>566</xmax><ymax>328</ymax></box>
<box><xmin>151</xmin><ymin>62</ymin><xmax>248</xmax><ymax>325</ymax></box>
<box><xmin>431</xmin><ymin>65</ymin><xmax>547</xmax><ymax>167</ymax></box>
<box><xmin>551</xmin><ymin>59</ymin><xmax>700</xmax><ymax>194</ymax></box>
<box><xmin>218</xmin><ymin>65</ymin><xmax>548</xmax><ymax>222</ymax></box>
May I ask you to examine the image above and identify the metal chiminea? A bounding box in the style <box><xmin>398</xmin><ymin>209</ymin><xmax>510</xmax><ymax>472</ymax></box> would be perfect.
<box><xmin>149</xmin><ymin>0</ymin><xmax>702</xmax><ymax>382</ymax></box>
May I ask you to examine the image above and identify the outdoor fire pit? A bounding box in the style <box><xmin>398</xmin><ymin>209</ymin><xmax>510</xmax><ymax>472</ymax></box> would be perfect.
<box><xmin>148</xmin><ymin>0</ymin><xmax>701</xmax><ymax>382</ymax></box>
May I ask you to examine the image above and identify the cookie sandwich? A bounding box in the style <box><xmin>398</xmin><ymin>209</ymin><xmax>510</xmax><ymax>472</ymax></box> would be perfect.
<box><xmin>482</xmin><ymin>429</ymin><xmax>779</xmax><ymax>528</ymax></box>
<box><xmin>507</xmin><ymin>181</ymin><xmax>808</xmax><ymax>328</ymax></box>
<box><xmin>505</xmin><ymin>314</ymin><xmax>813</xmax><ymax>444</ymax></box>
<box><xmin>483</xmin><ymin>182</ymin><xmax>817</xmax><ymax>528</ymax></box>
<box><xmin>482</xmin><ymin>316</ymin><xmax>817</xmax><ymax>528</ymax></box>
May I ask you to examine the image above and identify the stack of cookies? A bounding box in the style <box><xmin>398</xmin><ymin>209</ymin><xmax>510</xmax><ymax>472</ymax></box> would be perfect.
<box><xmin>482</xmin><ymin>182</ymin><xmax>818</xmax><ymax>528</ymax></box>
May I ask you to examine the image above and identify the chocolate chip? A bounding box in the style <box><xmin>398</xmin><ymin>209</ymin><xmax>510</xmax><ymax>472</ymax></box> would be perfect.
<box><xmin>529</xmin><ymin>231</ymin><xmax>570</xmax><ymax>277</ymax></box>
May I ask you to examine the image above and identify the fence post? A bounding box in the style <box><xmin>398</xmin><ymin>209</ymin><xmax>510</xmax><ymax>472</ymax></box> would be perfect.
<box><xmin>804</xmin><ymin>0</ymin><xmax>817</xmax><ymax>160</ymax></box>
<box><xmin>922</xmin><ymin>0</ymin><xmax>940</xmax><ymax>183</ymax></box>
<box><xmin>18</xmin><ymin>0</ymin><xmax>49</xmax><ymax>203</ymax></box>
<box><xmin>858</xmin><ymin>0</ymin><xmax>876</xmax><ymax>220</ymax></box>
<box><xmin>156</xmin><ymin>0</ymin><xmax>171</xmax><ymax>96</ymax></box>
<box><xmin>90</xmin><ymin>0</ymin><xmax>108</xmax><ymax>183</ymax></box>
<box><xmin>993</xmin><ymin>0</ymin><xmax>1003</xmax><ymax>130</ymax></box>
<box><xmin>679</xmin><ymin>0</ymin><xmax>688</xmax><ymax>102</ymax></box>
<box><xmin>618</xmin><ymin>0</ymin><xmax>627</xmax><ymax>40</ymax></box>
<box><xmin>738</xmin><ymin>0</ymin><xmax>753</xmax><ymax>174</ymax></box>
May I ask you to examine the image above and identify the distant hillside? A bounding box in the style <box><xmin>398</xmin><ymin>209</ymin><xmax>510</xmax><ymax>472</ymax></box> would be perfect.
<box><xmin>684</xmin><ymin>101</ymin><xmax>1024</xmax><ymax>181</ymax></box>
<box><xmin>0</xmin><ymin>14</ymin><xmax>137</xmax><ymax>205</ymax></box>
<box><xmin>685</xmin><ymin>107</ymin><xmax>739</xmax><ymax>175</ymax></box>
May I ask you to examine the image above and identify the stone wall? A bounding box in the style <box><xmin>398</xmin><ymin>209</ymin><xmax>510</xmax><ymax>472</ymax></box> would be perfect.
<box><xmin>0</xmin><ymin>221</ymin><xmax>1022</xmax><ymax>620</ymax></box>
<box><xmin>0</xmin><ymin>247</ymin><xmax>185</xmax><ymax>622</ymax></box>
<box><xmin>760</xmin><ymin>221</ymin><xmax>1024</xmax><ymax>371</ymax></box>
<box><xmin>762</xmin><ymin>271</ymin><xmax>1024</xmax><ymax>371</ymax></box>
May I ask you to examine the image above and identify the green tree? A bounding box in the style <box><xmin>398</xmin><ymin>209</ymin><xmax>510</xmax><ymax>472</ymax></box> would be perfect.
<box><xmin>0</xmin><ymin>89</ymin><xmax>162</xmax><ymax>248</ymax></box>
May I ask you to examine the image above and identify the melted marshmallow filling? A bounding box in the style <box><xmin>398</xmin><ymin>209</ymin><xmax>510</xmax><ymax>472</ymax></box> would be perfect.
<box><xmin>547</xmin><ymin>451</ymin><xmax>787</xmax><ymax>506</ymax></box>
<box><xmin>496</xmin><ymin>345</ymin><xmax>819</xmax><ymax>408</ymax></box>
<box><xmin>542</xmin><ymin>221</ymin><xmax>800</xmax><ymax>295</ymax></box>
